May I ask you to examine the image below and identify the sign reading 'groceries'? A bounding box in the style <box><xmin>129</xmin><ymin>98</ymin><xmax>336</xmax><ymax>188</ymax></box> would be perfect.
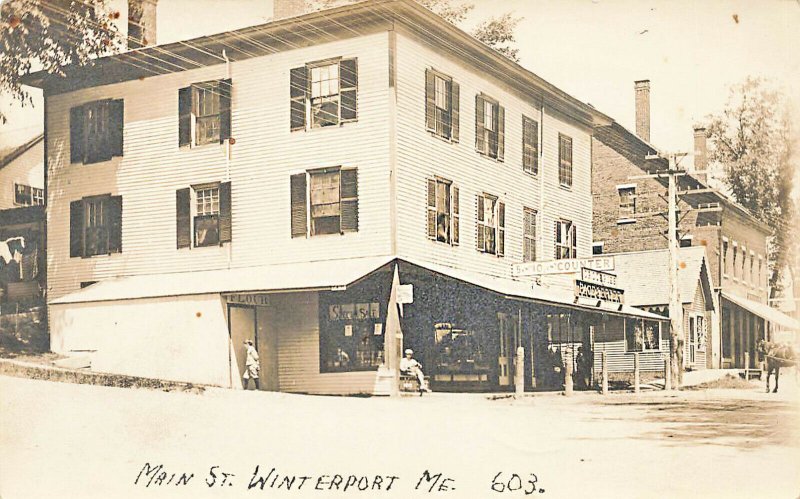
<box><xmin>511</xmin><ymin>256</ymin><xmax>615</xmax><ymax>277</ymax></box>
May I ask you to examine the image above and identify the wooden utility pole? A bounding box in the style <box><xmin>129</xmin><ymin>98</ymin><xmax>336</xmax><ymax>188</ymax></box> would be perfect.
<box><xmin>631</xmin><ymin>153</ymin><xmax>689</xmax><ymax>388</ymax></box>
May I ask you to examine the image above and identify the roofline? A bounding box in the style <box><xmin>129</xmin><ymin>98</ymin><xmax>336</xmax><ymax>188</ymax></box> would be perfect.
<box><xmin>22</xmin><ymin>0</ymin><xmax>610</xmax><ymax>128</ymax></box>
<box><xmin>0</xmin><ymin>133</ymin><xmax>44</xmax><ymax>170</ymax></box>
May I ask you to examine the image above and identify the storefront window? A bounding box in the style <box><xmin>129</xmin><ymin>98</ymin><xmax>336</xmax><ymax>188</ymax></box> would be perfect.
<box><xmin>433</xmin><ymin>323</ymin><xmax>490</xmax><ymax>377</ymax></box>
<box><xmin>319</xmin><ymin>300</ymin><xmax>385</xmax><ymax>372</ymax></box>
<box><xmin>626</xmin><ymin>318</ymin><xmax>660</xmax><ymax>351</ymax></box>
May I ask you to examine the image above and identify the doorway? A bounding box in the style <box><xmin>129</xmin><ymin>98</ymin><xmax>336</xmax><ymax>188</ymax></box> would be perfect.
<box><xmin>498</xmin><ymin>312</ymin><xmax>519</xmax><ymax>387</ymax></box>
<box><xmin>228</xmin><ymin>305</ymin><xmax>279</xmax><ymax>391</ymax></box>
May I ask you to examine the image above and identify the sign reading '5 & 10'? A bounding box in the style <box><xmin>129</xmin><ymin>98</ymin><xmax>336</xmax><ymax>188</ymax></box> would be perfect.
<box><xmin>511</xmin><ymin>256</ymin><xmax>615</xmax><ymax>277</ymax></box>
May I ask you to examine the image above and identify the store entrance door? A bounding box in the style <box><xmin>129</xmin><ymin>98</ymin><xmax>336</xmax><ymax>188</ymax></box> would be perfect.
<box><xmin>497</xmin><ymin>312</ymin><xmax>519</xmax><ymax>387</ymax></box>
<box><xmin>229</xmin><ymin>305</ymin><xmax>257</xmax><ymax>389</ymax></box>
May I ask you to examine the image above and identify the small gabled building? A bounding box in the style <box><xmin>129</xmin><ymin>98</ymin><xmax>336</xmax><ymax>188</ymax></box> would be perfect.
<box><xmin>611</xmin><ymin>246</ymin><xmax>715</xmax><ymax>370</ymax></box>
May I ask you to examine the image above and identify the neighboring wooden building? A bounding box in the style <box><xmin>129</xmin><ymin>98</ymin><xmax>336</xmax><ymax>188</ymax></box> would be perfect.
<box><xmin>0</xmin><ymin>134</ymin><xmax>45</xmax><ymax>308</ymax></box>
<box><xmin>26</xmin><ymin>0</ymin><xmax>665</xmax><ymax>394</ymax></box>
<box><xmin>591</xmin><ymin>80</ymin><xmax>798</xmax><ymax>369</ymax></box>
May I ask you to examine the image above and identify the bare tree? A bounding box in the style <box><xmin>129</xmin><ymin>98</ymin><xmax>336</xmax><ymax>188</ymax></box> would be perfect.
<box><xmin>706</xmin><ymin>77</ymin><xmax>797</xmax><ymax>297</ymax></box>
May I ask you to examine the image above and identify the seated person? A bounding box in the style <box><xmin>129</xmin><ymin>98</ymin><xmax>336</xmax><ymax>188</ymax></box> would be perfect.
<box><xmin>400</xmin><ymin>349</ymin><xmax>430</xmax><ymax>392</ymax></box>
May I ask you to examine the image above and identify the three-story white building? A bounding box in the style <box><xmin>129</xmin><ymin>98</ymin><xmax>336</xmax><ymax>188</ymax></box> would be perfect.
<box><xmin>27</xmin><ymin>0</ymin><xmax>665</xmax><ymax>394</ymax></box>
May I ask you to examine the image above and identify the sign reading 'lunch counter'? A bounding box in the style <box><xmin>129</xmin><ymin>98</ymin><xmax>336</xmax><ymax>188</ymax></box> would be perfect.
<box><xmin>511</xmin><ymin>256</ymin><xmax>615</xmax><ymax>277</ymax></box>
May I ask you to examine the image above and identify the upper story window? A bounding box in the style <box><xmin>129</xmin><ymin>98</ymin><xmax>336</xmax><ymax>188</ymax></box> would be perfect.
<box><xmin>291</xmin><ymin>58</ymin><xmax>358</xmax><ymax>131</ymax></box>
<box><xmin>425</xmin><ymin>69</ymin><xmax>459</xmax><ymax>141</ymax></box>
<box><xmin>722</xmin><ymin>239</ymin><xmax>729</xmax><ymax>276</ymax></box>
<box><xmin>617</xmin><ymin>185</ymin><xmax>636</xmax><ymax>217</ymax></box>
<box><xmin>558</xmin><ymin>133</ymin><xmax>573</xmax><ymax>188</ymax></box>
<box><xmin>69</xmin><ymin>195</ymin><xmax>122</xmax><ymax>257</ymax></box>
<box><xmin>476</xmin><ymin>193</ymin><xmax>504</xmax><ymax>256</ymax></box>
<box><xmin>758</xmin><ymin>256</ymin><xmax>764</xmax><ymax>288</ymax></box>
<box><xmin>732</xmin><ymin>244</ymin><xmax>738</xmax><ymax>278</ymax></box>
<box><xmin>14</xmin><ymin>184</ymin><xmax>44</xmax><ymax>206</ymax></box>
<box><xmin>679</xmin><ymin>235</ymin><xmax>693</xmax><ymax>248</ymax></box>
<box><xmin>555</xmin><ymin>219</ymin><xmax>577</xmax><ymax>260</ymax></box>
<box><xmin>176</xmin><ymin>182</ymin><xmax>232</xmax><ymax>249</ymax></box>
<box><xmin>749</xmin><ymin>251</ymin><xmax>755</xmax><ymax>285</ymax></box>
<box><xmin>522</xmin><ymin>116</ymin><xmax>539</xmax><ymax>175</ymax></box>
<box><xmin>178</xmin><ymin>79</ymin><xmax>232</xmax><ymax>147</ymax></box>
<box><xmin>523</xmin><ymin>207</ymin><xmax>537</xmax><ymax>262</ymax></box>
<box><xmin>475</xmin><ymin>94</ymin><xmax>504</xmax><ymax>161</ymax></box>
<box><xmin>592</xmin><ymin>242</ymin><xmax>604</xmax><ymax>255</ymax></box>
<box><xmin>70</xmin><ymin>99</ymin><xmax>124</xmax><ymax>164</ymax></box>
<box><xmin>427</xmin><ymin>177</ymin><xmax>459</xmax><ymax>245</ymax></box>
<box><xmin>291</xmin><ymin>168</ymin><xmax>358</xmax><ymax>237</ymax></box>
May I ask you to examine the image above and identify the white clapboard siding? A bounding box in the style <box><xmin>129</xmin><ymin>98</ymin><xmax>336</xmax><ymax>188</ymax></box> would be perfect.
<box><xmin>393</xmin><ymin>31</ymin><xmax>593</xmax><ymax>278</ymax></box>
<box><xmin>0</xmin><ymin>139</ymin><xmax>44</xmax><ymax>210</ymax></box>
<box><xmin>268</xmin><ymin>293</ymin><xmax>379</xmax><ymax>395</ymax></box>
<box><xmin>46</xmin><ymin>33</ymin><xmax>393</xmax><ymax>301</ymax></box>
<box><xmin>685</xmin><ymin>280</ymin><xmax>709</xmax><ymax>370</ymax></box>
<box><xmin>593</xmin><ymin>340</ymin><xmax>671</xmax><ymax>373</ymax></box>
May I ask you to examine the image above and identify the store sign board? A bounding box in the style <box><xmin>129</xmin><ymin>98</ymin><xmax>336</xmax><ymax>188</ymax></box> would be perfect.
<box><xmin>511</xmin><ymin>256</ymin><xmax>615</xmax><ymax>277</ymax></box>
<box><xmin>575</xmin><ymin>280</ymin><xmax>625</xmax><ymax>304</ymax></box>
<box><xmin>224</xmin><ymin>294</ymin><xmax>270</xmax><ymax>305</ymax></box>
<box><xmin>581</xmin><ymin>267</ymin><xmax>617</xmax><ymax>287</ymax></box>
<box><xmin>328</xmin><ymin>303</ymin><xmax>381</xmax><ymax>321</ymax></box>
<box><xmin>397</xmin><ymin>284</ymin><xmax>414</xmax><ymax>304</ymax></box>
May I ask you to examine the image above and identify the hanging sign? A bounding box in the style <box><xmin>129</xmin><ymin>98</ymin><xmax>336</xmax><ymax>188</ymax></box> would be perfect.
<box><xmin>397</xmin><ymin>284</ymin><xmax>414</xmax><ymax>304</ymax></box>
<box><xmin>512</xmin><ymin>256</ymin><xmax>615</xmax><ymax>277</ymax></box>
<box><xmin>224</xmin><ymin>294</ymin><xmax>270</xmax><ymax>305</ymax></box>
<box><xmin>575</xmin><ymin>280</ymin><xmax>625</xmax><ymax>304</ymax></box>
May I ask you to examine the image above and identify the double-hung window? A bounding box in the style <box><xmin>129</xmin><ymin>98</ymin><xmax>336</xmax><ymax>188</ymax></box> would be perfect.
<box><xmin>290</xmin><ymin>168</ymin><xmax>359</xmax><ymax>237</ymax></box>
<box><xmin>14</xmin><ymin>184</ymin><xmax>44</xmax><ymax>206</ymax></box>
<box><xmin>475</xmin><ymin>94</ymin><xmax>504</xmax><ymax>161</ymax></box>
<box><xmin>555</xmin><ymin>219</ymin><xmax>577</xmax><ymax>260</ymax></box>
<box><xmin>178</xmin><ymin>79</ymin><xmax>232</xmax><ymax>147</ymax></box>
<box><xmin>522</xmin><ymin>117</ymin><xmax>539</xmax><ymax>175</ymax></box>
<box><xmin>291</xmin><ymin>58</ymin><xmax>358</xmax><ymax>131</ymax></box>
<box><xmin>558</xmin><ymin>133</ymin><xmax>573</xmax><ymax>187</ymax></box>
<box><xmin>425</xmin><ymin>69</ymin><xmax>459</xmax><ymax>141</ymax></box>
<box><xmin>426</xmin><ymin>177</ymin><xmax>459</xmax><ymax>245</ymax></box>
<box><xmin>523</xmin><ymin>208</ymin><xmax>537</xmax><ymax>262</ymax></box>
<box><xmin>70</xmin><ymin>99</ymin><xmax>124</xmax><ymax>164</ymax></box>
<box><xmin>69</xmin><ymin>195</ymin><xmax>122</xmax><ymax>257</ymax></box>
<box><xmin>176</xmin><ymin>182</ymin><xmax>232</xmax><ymax>248</ymax></box>
<box><xmin>618</xmin><ymin>185</ymin><xmax>636</xmax><ymax>217</ymax></box>
<box><xmin>476</xmin><ymin>193</ymin><xmax>504</xmax><ymax>256</ymax></box>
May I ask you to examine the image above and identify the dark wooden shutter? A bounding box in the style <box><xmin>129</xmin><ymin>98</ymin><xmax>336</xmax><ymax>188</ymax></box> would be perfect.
<box><xmin>450</xmin><ymin>81</ymin><xmax>460</xmax><ymax>143</ymax></box>
<box><xmin>452</xmin><ymin>186</ymin><xmax>459</xmax><ymax>245</ymax></box>
<box><xmin>219</xmin><ymin>78</ymin><xmax>232</xmax><ymax>143</ymax></box>
<box><xmin>109</xmin><ymin>99</ymin><xmax>124</xmax><ymax>157</ymax></box>
<box><xmin>178</xmin><ymin>86</ymin><xmax>192</xmax><ymax>147</ymax></box>
<box><xmin>571</xmin><ymin>223</ymin><xmax>577</xmax><ymax>258</ymax></box>
<box><xmin>176</xmin><ymin>188</ymin><xmax>191</xmax><ymax>249</ymax></box>
<box><xmin>425</xmin><ymin>69</ymin><xmax>436</xmax><ymax>131</ymax></box>
<box><xmin>70</xmin><ymin>106</ymin><xmax>85</xmax><ymax>163</ymax></box>
<box><xmin>290</xmin><ymin>173</ymin><xmax>307</xmax><ymax>237</ymax></box>
<box><xmin>426</xmin><ymin>179</ymin><xmax>436</xmax><ymax>239</ymax></box>
<box><xmin>107</xmin><ymin>195</ymin><xmax>122</xmax><ymax>253</ymax></box>
<box><xmin>497</xmin><ymin>201</ymin><xmax>505</xmax><ymax>257</ymax></box>
<box><xmin>340</xmin><ymin>58</ymin><xmax>358</xmax><ymax>122</ymax></box>
<box><xmin>290</xmin><ymin>66</ymin><xmax>308</xmax><ymax>131</ymax></box>
<box><xmin>340</xmin><ymin>169</ymin><xmax>358</xmax><ymax>232</ymax></box>
<box><xmin>554</xmin><ymin>221</ymin><xmax>560</xmax><ymax>259</ymax></box>
<box><xmin>475</xmin><ymin>95</ymin><xmax>486</xmax><ymax>154</ymax></box>
<box><xmin>70</xmin><ymin>200</ymin><xmax>84</xmax><ymax>257</ymax></box>
<box><xmin>523</xmin><ymin>209</ymin><xmax>531</xmax><ymax>261</ymax></box>
<box><xmin>219</xmin><ymin>181</ymin><xmax>232</xmax><ymax>244</ymax></box>
<box><xmin>497</xmin><ymin>105</ymin><xmax>505</xmax><ymax>162</ymax></box>
<box><xmin>476</xmin><ymin>194</ymin><xmax>485</xmax><ymax>252</ymax></box>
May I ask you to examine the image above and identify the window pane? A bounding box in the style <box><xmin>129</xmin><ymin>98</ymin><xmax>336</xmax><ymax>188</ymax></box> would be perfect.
<box><xmin>434</xmin><ymin>76</ymin><xmax>449</xmax><ymax>110</ymax></box>
<box><xmin>194</xmin><ymin>214</ymin><xmax>219</xmax><ymax>246</ymax></box>
<box><xmin>435</xmin><ymin>181</ymin><xmax>450</xmax><ymax>243</ymax></box>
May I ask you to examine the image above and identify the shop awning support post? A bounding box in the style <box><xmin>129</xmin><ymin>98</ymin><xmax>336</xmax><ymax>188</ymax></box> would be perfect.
<box><xmin>601</xmin><ymin>351</ymin><xmax>608</xmax><ymax>395</ymax></box>
<box><xmin>515</xmin><ymin>346</ymin><xmax>525</xmax><ymax>397</ymax></box>
<box><xmin>634</xmin><ymin>352</ymin><xmax>640</xmax><ymax>394</ymax></box>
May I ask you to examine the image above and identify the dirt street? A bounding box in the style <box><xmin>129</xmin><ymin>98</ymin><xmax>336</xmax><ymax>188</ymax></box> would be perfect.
<box><xmin>1</xmin><ymin>374</ymin><xmax>798</xmax><ymax>499</ymax></box>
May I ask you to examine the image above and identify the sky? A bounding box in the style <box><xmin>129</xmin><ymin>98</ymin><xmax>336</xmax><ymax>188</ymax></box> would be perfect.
<box><xmin>1</xmin><ymin>0</ymin><xmax>799</xmax><ymax>177</ymax></box>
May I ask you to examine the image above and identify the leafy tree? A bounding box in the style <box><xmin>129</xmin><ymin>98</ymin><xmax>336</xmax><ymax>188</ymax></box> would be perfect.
<box><xmin>308</xmin><ymin>0</ymin><xmax>521</xmax><ymax>62</ymax></box>
<box><xmin>0</xmin><ymin>0</ymin><xmax>121</xmax><ymax>123</ymax></box>
<box><xmin>706</xmin><ymin>77</ymin><xmax>797</xmax><ymax>297</ymax></box>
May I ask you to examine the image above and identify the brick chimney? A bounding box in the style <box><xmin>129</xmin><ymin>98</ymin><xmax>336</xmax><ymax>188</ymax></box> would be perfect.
<box><xmin>274</xmin><ymin>0</ymin><xmax>307</xmax><ymax>20</ymax></box>
<box><xmin>634</xmin><ymin>80</ymin><xmax>651</xmax><ymax>143</ymax></box>
<box><xmin>693</xmin><ymin>126</ymin><xmax>708</xmax><ymax>185</ymax></box>
<box><xmin>128</xmin><ymin>0</ymin><xmax>157</xmax><ymax>49</ymax></box>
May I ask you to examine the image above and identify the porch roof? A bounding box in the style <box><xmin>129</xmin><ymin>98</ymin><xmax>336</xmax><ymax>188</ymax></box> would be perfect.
<box><xmin>50</xmin><ymin>256</ymin><xmax>395</xmax><ymax>305</ymax></box>
<box><xmin>399</xmin><ymin>257</ymin><xmax>667</xmax><ymax>321</ymax></box>
<box><xmin>721</xmin><ymin>291</ymin><xmax>800</xmax><ymax>331</ymax></box>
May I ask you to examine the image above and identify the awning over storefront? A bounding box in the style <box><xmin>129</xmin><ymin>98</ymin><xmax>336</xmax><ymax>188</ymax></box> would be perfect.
<box><xmin>399</xmin><ymin>257</ymin><xmax>666</xmax><ymax>321</ymax></box>
<box><xmin>721</xmin><ymin>291</ymin><xmax>800</xmax><ymax>330</ymax></box>
<box><xmin>50</xmin><ymin>256</ymin><xmax>395</xmax><ymax>305</ymax></box>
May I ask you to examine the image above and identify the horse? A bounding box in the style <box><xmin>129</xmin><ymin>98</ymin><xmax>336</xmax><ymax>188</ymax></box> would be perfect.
<box><xmin>757</xmin><ymin>340</ymin><xmax>797</xmax><ymax>393</ymax></box>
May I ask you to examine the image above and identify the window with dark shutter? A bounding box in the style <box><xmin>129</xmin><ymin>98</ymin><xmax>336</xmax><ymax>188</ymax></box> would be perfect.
<box><xmin>178</xmin><ymin>86</ymin><xmax>192</xmax><ymax>147</ymax></box>
<box><xmin>426</xmin><ymin>178</ymin><xmax>436</xmax><ymax>239</ymax></box>
<box><xmin>555</xmin><ymin>219</ymin><xmax>576</xmax><ymax>260</ymax></box>
<box><xmin>428</xmin><ymin>177</ymin><xmax>455</xmax><ymax>245</ymax></box>
<box><xmin>176</xmin><ymin>188</ymin><xmax>191</xmax><ymax>249</ymax></box>
<box><xmin>193</xmin><ymin>185</ymin><xmax>221</xmax><ymax>247</ymax></box>
<box><xmin>476</xmin><ymin>194</ymin><xmax>485</xmax><ymax>252</ymax></box>
<box><xmin>290</xmin><ymin>173</ymin><xmax>308</xmax><ymax>238</ymax></box>
<box><xmin>476</xmin><ymin>94</ymin><xmax>501</xmax><ymax>160</ymax></box>
<box><xmin>475</xmin><ymin>95</ymin><xmax>486</xmax><ymax>155</ymax></box>
<box><xmin>523</xmin><ymin>117</ymin><xmax>539</xmax><ymax>175</ymax></box>
<box><xmin>340</xmin><ymin>169</ymin><xmax>358</xmax><ymax>232</ymax></box>
<box><xmin>219</xmin><ymin>181</ymin><xmax>232</xmax><ymax>243</ymax></box>
<box><xmin>496</xmin><ymin>105</ymin><xmax>505</xmax><ymax>162</ymax></box>
<box><xmin>450</xmin><ymin>82</ymin><xmax>460</xmax><ymax>143</ymax></box>
<box><xmin>70</xmin><ymin>200</ymin><xmax>84</xmax><ymax>257</ymax></box>
<box><xmin>559</xmin><ymin>134</ymin><xmax>573</xmax><ymax>187</ymax></box>
<box><xmin>497</xmin><ymin>201</ymin><xmax>505</xmax><ymax>257</ymax></box>
<box><xmin>476</xmin><ymin>193</ymin><xmax>499</xmax><ymax>254</ymax></box>
<box><xmin>70</xmin><ymin>100</ymin><xmax>123</xmax><ymax>164</ymax></box>
<box><xmin>426</xmin><ymin>69</ymin><xmax>458</xmax><ymax>142</ymax></box>
<box><xmin>290</xmin><ymin>66</ymin><xmax>308</xmax><ymax>131</ymax></box>
<box><xmin>339</xmin><ymin>58</ymin><xmax>358</xmax><ymax>122</ymax></box>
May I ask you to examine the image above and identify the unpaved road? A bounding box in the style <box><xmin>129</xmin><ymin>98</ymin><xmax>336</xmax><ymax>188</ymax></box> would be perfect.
<box><xmin>1</xmin><ymin>374</ymin><xmax>798</xmax><ymax>499</ymax></box>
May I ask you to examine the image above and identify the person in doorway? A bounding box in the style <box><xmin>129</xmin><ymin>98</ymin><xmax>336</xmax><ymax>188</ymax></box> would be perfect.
<box><xmin>576</xmin><ymin>346</ymin><xmax>593</xmax><ymax>390</ymax></box>
<box><xmin>242</xmin><ymin>340</ymin><xmax>260</xmax><ymax>390</ymax></box>
<box><xmin>400</xmin><ymin>349</ymin><xmax>429</xmax><ymax>392</ymax></box>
